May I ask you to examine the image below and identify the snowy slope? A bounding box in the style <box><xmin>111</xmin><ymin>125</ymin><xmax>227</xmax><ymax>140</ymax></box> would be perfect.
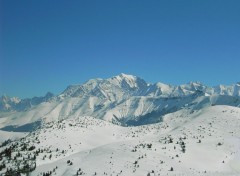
<box><xmin>0</xmin><ymin>105</ymin><xmax>239</xmax><ymax>176</ymax></box>
<box><xmin>0</xmin><ymin>130</ymin><xmax>26</xmax><ymax>143</ymax></box>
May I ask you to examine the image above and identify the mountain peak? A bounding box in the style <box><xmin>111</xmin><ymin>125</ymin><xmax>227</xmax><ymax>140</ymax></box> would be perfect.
<box><xmin>110</xmin><ymin>73</ymin><xmax>147</xmax><ymax>90</ymax></box>
<box><xmin>115</xmin><ymin>73</ymin><xmax>137</xmax><ymax>80</ymax></box>
<box><xmin>188</xmin><ymin>81</ymin><xmax>203</xmax><ymax>86</ymax></box>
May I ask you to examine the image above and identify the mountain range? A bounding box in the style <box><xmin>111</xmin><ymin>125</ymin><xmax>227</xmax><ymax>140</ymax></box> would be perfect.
<box><xmin>0</xmin><ymin>73</ymin><xmax>240</xmax><ymax>130</ymax></box>
<box><xmin>0</xmin><ymin>74</ymin><xmax>240</xmax><ymax>176</ymax></box>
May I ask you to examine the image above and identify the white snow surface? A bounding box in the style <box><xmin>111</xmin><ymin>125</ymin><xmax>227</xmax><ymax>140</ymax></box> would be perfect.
<box><xmin>0</xmin><ymin>130</ymin><xmax>26</xmax><ymax>143</ymax></box>
<box><xmin>0</xmin><ymin>74</ymin><xmax>240</xmax><ymax>176</ymax></box>
<box><xmin>1</xmin><ymin>105</ymin><xmax>239</xmax><ymax>176</ymax></box>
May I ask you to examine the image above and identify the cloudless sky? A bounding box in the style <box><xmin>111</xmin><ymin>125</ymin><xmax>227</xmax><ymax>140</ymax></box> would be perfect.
<box><xmin>1</xmin><ymin>0</ymin><xmax>240</xmax><ymax>98</ymax></box>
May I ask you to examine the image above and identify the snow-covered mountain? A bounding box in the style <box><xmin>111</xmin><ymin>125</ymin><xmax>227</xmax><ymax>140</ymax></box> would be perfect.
<box><xmin>0</xmin><ymin>105</ymin><xmax>240</xmax><ymax>175</ymax></box>
<box><xmin>0</xmin><ymin>74</ymin><xmax>240</xmax><ymax>176</ymax></box>
<box><xmin>0</xmin><ymin>74</ymin><xmax>240</xmax><ymax>130</ymax></box>
<box><xmin>0</xmin><ymin>92</ymin><xmax>54</xmax><ymax>112</ymax></box>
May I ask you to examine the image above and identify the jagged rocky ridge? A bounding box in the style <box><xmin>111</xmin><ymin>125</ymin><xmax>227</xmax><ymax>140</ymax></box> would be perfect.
<box><xmin>0</xmin><ymin>74</ymin><xmax>240</xmax><ymax>130</ymax></box>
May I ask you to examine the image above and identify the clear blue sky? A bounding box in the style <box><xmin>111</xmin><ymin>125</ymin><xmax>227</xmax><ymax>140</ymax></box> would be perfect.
<box><xmin>1</xmin><ymin>0</ymin><xmax>240</xmax><ymax>98</ymax></box>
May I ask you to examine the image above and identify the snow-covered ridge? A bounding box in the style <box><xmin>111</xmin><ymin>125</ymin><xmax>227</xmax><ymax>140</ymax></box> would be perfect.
<box><xmin>0</xmin><ymin>74</ymin><xmax>240</xmax><ymax>129</ymax></box>
<box><xmin>1</xmin><ymin>74</ymin><xmax>239</xmax><ymax>112</ymax></box>
<box><xmin>0</xmin><ymin>92</ymin><xmax>54</xmax><ymax>112</ymax></box>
